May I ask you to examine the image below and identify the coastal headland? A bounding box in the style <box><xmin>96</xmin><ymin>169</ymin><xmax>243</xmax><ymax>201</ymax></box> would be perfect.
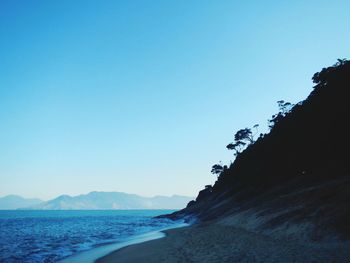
<box><xmin>98</xmin><ymin>60</ymin><xmax>350</xmax><ymax>262</ymax></box>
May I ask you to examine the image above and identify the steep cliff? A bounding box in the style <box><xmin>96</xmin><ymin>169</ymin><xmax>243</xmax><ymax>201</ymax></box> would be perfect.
<box><xmin>167</xmin><ymin>60</ymin><xmax>350</xmax><ymax>241</ymax></box>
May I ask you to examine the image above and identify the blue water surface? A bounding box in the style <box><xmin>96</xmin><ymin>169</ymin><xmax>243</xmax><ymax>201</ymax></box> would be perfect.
<box><xmin>0</xmin><ymin>210</ymin><xmax>177</xmax><ymax>263</ymax></box>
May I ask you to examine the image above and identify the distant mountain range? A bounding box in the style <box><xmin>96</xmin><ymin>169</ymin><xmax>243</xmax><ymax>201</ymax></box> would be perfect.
<box><xmin>0</xmin><ymin>192</ymin><xmax>193</xmax><ymax>210</ymax></box>
<box><xmin>0</xmin><ymin>195</ymin><xmax>43</xmax><ymax>210</ymax></box>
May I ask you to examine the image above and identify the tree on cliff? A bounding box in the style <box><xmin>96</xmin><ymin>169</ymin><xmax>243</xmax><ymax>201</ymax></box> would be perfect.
<box><xmin>268</xmin><ymin>100</ymin><xmax>293</xmax><ymax>129</ymax></box>
<box><xmin>226</xmin><ymin>124</ymin><xmax>259</xmax><ymax>156</ymax></box>
<box><xmin>211</xmin><ymin>163</ymin><xmax>227</xmax><ymax>177</ymax></box>
<box><xmin>312</xmin><ymin>58</ymin><xmax>347</xmax><ymax>85</ymax></box>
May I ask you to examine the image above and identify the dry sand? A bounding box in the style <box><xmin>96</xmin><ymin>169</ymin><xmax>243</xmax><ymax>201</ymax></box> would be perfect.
<box><xmin>96</xmin><ymin>222</ymin><xmax>350</xmax><ymax>263</ymax></box>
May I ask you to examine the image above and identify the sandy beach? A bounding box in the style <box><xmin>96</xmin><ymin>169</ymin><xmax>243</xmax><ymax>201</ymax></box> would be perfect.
<box><xmin>96</xmin><ymin>222</ymin><xmax>350</xmax><ymax>263</ymax></box>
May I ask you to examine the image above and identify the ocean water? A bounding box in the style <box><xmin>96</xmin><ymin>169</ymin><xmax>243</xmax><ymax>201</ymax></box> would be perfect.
<box><xmin>0</xmin><ymin>210</ymin><xmax>179</xmax><ymax>263</ymax></box>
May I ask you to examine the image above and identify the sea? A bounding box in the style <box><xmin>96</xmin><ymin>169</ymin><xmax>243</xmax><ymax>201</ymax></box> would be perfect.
<box><xmin>0</xmin><ymin>210</ymin><xmax>183</xmax><ymax>263</ymax></box>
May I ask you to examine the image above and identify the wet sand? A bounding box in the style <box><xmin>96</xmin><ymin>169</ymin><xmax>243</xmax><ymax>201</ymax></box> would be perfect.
<box><xmin>57</xmin><ymin>231</ymin><xmax>165</xmax><ymax>263</ymax></box>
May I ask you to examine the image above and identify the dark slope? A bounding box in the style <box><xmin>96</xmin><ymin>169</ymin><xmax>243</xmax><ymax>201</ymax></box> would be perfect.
<box><xmin>166</xmin><ymin>60</ymin><xmax>350</xmax><ymax>240</ymax></box>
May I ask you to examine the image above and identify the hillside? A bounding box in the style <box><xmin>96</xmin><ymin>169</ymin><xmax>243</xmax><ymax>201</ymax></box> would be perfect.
<box><xmin>166</xmin><ymin>60</ymin><xmax>350</xmax><ymax>241</ymax></box>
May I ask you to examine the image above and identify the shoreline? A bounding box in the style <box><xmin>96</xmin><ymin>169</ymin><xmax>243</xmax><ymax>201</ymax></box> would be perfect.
<box><xmin>95</xmin><ymin>227</ymin><xmax>188</xmax><ymax>263</ymax></box>
<box><xmin>57</xmin><ymin>223</ymin><xmax>188</xmax><ymax>263</ymax></box>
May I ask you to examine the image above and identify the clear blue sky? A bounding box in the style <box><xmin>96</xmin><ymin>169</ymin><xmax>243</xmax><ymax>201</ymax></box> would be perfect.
<box><xmin>1</xmin><ymin>0</ymin><xmax>349</xmax><ymax>200</ymax></box>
